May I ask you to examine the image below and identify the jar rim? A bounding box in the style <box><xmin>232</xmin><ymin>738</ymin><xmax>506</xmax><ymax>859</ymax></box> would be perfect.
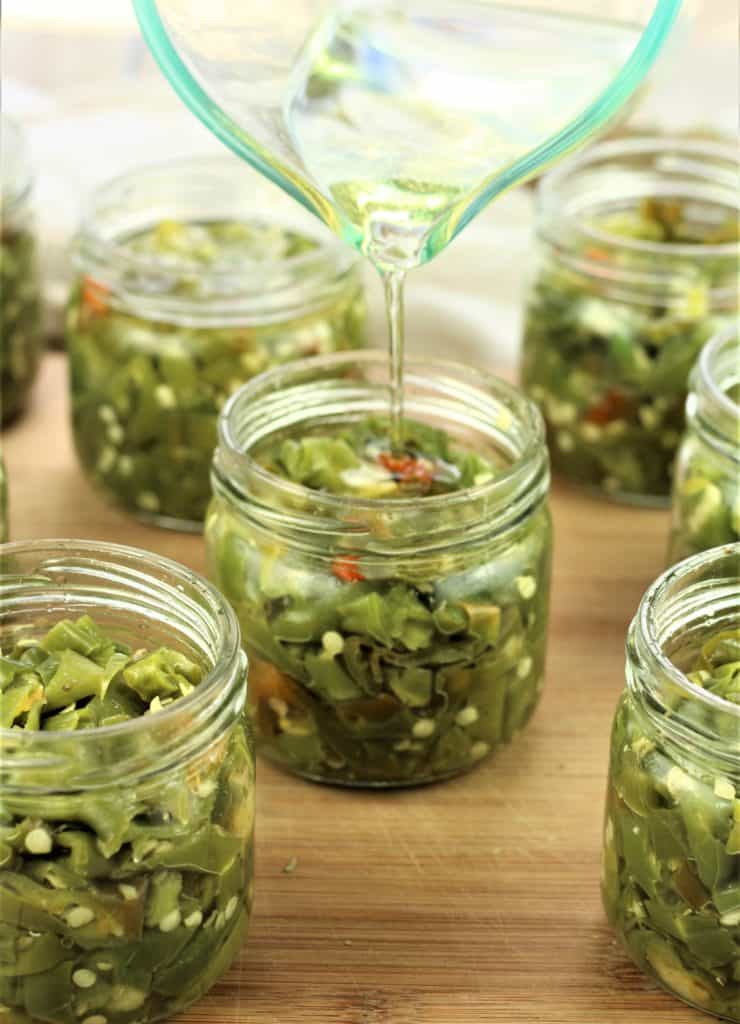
<box><xmin>539</xmin><ymin>135</ymin><xmax>740</xmax><ymax>263</ymax></box>
<box><xmin>74</xmin><ymin>155</ymin><xmax>361</xmax><ymax>321</ymax></box>
<box><xmin>216</xmin><ymin>351</ymin><xmax>548</xmax><ymax>532</ymax></box>
<box><xmin>0</xmin><ymin>539</ymin><xmax>244</xmax><ymax>748</ymax></box>
<box><xmin>632</xmin><ymin>544</ymin><xmax>740</xmax><ymax>739</ymax></box>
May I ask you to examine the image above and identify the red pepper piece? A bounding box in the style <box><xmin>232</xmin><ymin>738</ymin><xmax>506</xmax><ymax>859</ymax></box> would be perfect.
<box><xmin>377</xmin><ymin>453</ymin><xmax>434</xmax><ymax>486</ymax></box>
<box><xmin>584</xmin><ymin>245</ymin><xmax>610</xmax><ymax>263</ymax></box>
<box><xmin>81</xmin><ymin>276</ymin><xmax>111</xmax><ymax>317</ymax></box>
<box><xmin>332</xmin><ymin>556</ymin><xmax>365</xmax><ymax>583</ymax></box>
<box><xmin>584</xmin><ymin>389</ymin><xmax>629</xmax><ymax>425</ymax></box>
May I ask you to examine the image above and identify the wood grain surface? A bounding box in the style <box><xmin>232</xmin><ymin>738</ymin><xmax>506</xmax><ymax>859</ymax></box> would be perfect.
<box><xmin>2</xmin><ymin>354</ymin><xmax>706</xmax><ymax>1024</ymax></box>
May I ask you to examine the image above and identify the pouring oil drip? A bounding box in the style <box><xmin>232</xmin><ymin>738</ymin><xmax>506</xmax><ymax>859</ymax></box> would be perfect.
<box><xmin>286</xmin><ymin>2</ymin><xmax>642</xmax><ymax>447</ymax></box>
<box><xmin>134</xmin><ymin>0</ymin><xmax>681</xmax><ymax>454</ymax></box>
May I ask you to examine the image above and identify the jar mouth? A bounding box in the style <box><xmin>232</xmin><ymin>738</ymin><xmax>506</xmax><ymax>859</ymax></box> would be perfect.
<box><xmin>0</xmin><ymin>540</ymin><xmax>244</xmax><ymax>764</ymax></box>
<box><xmin>74</xmin><ymin>156</ymin><xmax>360</xmax><ymax>323</ymax></box>
<box><xmin>215</xmin><ymin>351</ymin><xmax>548</xmax><ymax>542</ymax></box>
<box><xmin>540</xmin><ymin>136</ymin><xmax>740</xmax><ymax>261</ymax></box>
<box><xmin>631</xmin><ymin>544</ymin><xmax>740</xmax><ymax>758</ymax></box>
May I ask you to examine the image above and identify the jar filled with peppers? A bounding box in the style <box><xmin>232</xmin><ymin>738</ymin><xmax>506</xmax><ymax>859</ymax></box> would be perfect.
<box><xmin>521</xmin><ymin>137</ymin><xmax>739</xmax><ymax>505</ymax></box>
<box><xmin>66</xmin><ymin>157</ymin><xmax>367</xmax><ymax>531</ymax></box>
<box><xmin>206</xmin><ymin>352</ymin><xmax>553</xmax><ymax>787</ymax></box>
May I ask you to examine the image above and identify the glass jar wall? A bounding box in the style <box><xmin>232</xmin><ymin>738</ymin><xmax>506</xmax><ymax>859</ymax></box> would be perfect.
<box><xmin>668</xmin><ymin>327</ymin><xmax>740</xmax><ymax>563</ymax></box>
<box><xmin>206</xmin><ymin>352</ymin><xmax>553</xmax><ymax>788</ymax></box>
<box><xmin>521</xmin><ymin>137</ymin><xmax>739</xmax><ymax>505</ymax></box>
<box><xmin>602</xmin><ymin>544</ymin><xmax>740</xmax><ymax>1020</ymax></box>
<box><xmin>0</xmin><ymin>455</ymin><xmax>7</xmax><ymax>541</ymax></box>
<box><xmin>0</xmin><ymin>540</ymin><xmax>254</xmax><ymax>1024</ymax></box>
<box><xmin>1</xmin><ymin>116</ymin><xmax>43</xmax><ymax>426</ymax></box>
<box><xmin>66</xmin><ymin>157</ymin><xmax>367</xmax><ymax>532</ymax></box>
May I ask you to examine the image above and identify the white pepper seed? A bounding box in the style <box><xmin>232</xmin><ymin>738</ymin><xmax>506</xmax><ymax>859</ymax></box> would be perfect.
<box><xmin>321</xmin><ymin>631</ymin><xmax>345</xmax><ymax>657</ymax></box>
<box><xmin>471</xmin><ymin>741</ymin><xmax>491</xmax><ymax>762</ymax></box>
<box><xmin>184</xmin><ymin>910</ymin><xmax>203</xmax><ymax>929</ymax></box>
<box><xmin>455</xmin><ymin>706</ymin><xmax>479</xmax><ymax>728</ymax></box>
<box><xmin>580</xmin><ymin>422</ymin><xmax>603</xmax><ymax>443</ymax></box>
<box><xmin>65</xmin><ymin>906</ymin><xmax>95</xmax><ymax>929</ymax></box>
<box><xmin>516</xmin><ymin>657</ymin><xmax>533</xmax><ymax>679</ymax></box>
<box><xmin>638</xmin><ymin>406</ymin><xmax>660</xmax><ymax>430</ymax></box>
<box><xmin>72</xmin><ymin>969</ymin><xmax>97</xmax><ymax>989</ymax></box>
<box><xmin>159</xmin><ymin>909</ymin><xmax>182</xmax><ymax>933</ymax></box>
<box><xmin>225</xmin><ymin>896</ymin><xmax>239</xmax><ymax>920</ymax></box>
<box><xmin>117</xmin><ymin>455</ymin><xmax>134</xmax><ymax>477</ymax></box>
<box><xmin>96</xmin><ymin>447</ymin><xmax>116</xmax><ymax>474</ymax></box>
<box><xmin>555</xmin><ymin>430</ymin><xmax>575</xmax><ymax>453</ymax></box>
<box><xmin>154</xmin><ymin>384</ymin><xmax>177</xmax><ymax>409</ymax></box>
<box><xmin>25</xmin><ymin>828</ymin><xmax>53</xmax><ymax>855</ymax></box>
<box><xmin>82</xmin><ymin>1017</ymin><xmax>107</xmax><ymax>1024</ymax></box>
<box><xmin>515</xmin><ymin>575</ymin><xmax>537</xmax><ymax>600</ymax></box>
<box><xmin>412</xmin><ymin>719</ymin><xmax>436</xmax><ymax>739</ymax></box>
<box><xmin>118</xmin><ymin>884</ymin><xmax>138</xmax><ymax>901</ymax></box>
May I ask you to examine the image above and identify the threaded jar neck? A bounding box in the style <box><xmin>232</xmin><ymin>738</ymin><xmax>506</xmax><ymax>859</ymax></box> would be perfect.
<box><xmin>626</xmin><ymin>544</ymin><xmax>740</xmax><ymax>779</ymax></box>
<box><xmin>0</xmin><ymin>540</ymin><xmax>246</xmax><ymax>791</ymax></box>
<box><xmin>212</xmin><ymin>352</ymin><xmax>549</xmax><ymax>555</ymax></box>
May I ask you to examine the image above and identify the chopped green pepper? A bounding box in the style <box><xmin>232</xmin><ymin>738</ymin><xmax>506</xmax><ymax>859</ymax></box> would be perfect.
<box><xmin>0</xmin><ymin>615</ymin><xmax>254</xmax><ymax>1023</ymax></box>
<box><xmin>206</xmin><ymin>416</ymin><xmax>552</xmax><ymax>786</ymax></box>
<box><xmin>603</xmin><ymin>626</ymin><xmax>740</xmax><ymax>1019</ymax></box>
<box><xmin>522</xmin><ymin>198</ymin><xmax>737</xmax><ymax>503</ymax></box>
<box><xmin>66</xmin><ymin>219</ymin><xmax>367</xmax><ymax>529</ymax></box>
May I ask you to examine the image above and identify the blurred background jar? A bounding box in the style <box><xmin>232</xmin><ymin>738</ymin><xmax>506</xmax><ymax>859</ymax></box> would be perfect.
<box><xmin>66</xmin><ymin>157</ymin><xmax>368</xmax><ymax>532</ymax></box>
<box><xmin>520</xmin><ymin>136</ymin><xmax>739</xmax><ymax>505</ymax></box>
<box><xmin>602</xmin><ymin>544</ymin><xmax>740</xmax><ymax>1020</ymax></box>
<box><xmin>1</xmin><ymin>116</ymin><xmax>43</xmax><ymax>425</ymax></box>
<box><xmin>668</xmin><ymin>325</ymin><xmax>739</xmax><ymax>563</ymax></box>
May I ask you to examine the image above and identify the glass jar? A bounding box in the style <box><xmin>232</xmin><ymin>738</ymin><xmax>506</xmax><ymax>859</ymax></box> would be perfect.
<box><xmin>0</xmin><ymin>540</ymin><xmax>254</xmax><ymax>1024</ymax></box>
<box><xmin>206</xmin><ymin>352</ymin><xmax>553</xmax><ymax>788</ymax></box>
<box><xmin>66</xmin><ymin>157</ymin><xmax>367</xmax><ymax>532</ymax></box>
<box><xmin>602</xmin><ymin>544</ymin><xmax>740</xmax><ymax>1020</ymax></box>
<box><xmin>668</xmin><ymin>327</ymin><xmax>739</xmax><ymax>563</ymax></box>
<box><xmin>1</xmin><ymin>116</ymin><xmax>43</xmax><ymax>426</ymax></box>
<box><xmin>521</xmin><ymin>137</ymin><xmax>739</xmax><ymax>506</ymax></box>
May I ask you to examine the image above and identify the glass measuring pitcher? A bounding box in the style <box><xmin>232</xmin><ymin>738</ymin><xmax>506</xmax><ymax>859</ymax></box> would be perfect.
<box><xmin>133</xmin><ymin>1</ymin><xmax>682</xmax><ymax>272</ymax></box>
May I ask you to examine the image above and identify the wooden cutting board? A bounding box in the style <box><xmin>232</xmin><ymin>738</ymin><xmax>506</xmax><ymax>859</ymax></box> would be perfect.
<box><xmin>2</xmin><ymin>354</ymin><xmax>706</xmax><ymax>1024</ymax></box>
